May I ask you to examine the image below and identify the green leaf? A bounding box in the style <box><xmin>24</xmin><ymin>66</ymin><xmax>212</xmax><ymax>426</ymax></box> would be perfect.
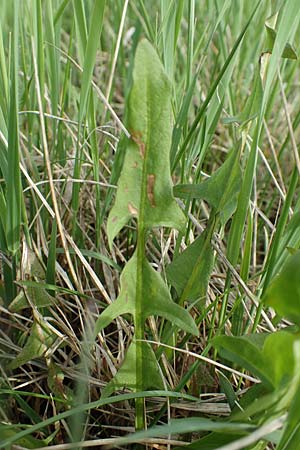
<box><xmin>213</xmin><ymin>331</ymin><xmax>299</xmax><ymax>390</ymax></box>
<box><xmin>263</xmin><ymin>331</ymin><xmax>297</xmax><ymax>389</ymax></box>
<box><xmin>47</xmin><ymin>361</ymin><xmax>73</xmax><ymax>407</ymax></box>
<box><xmin>9</xmin><ymin>246</ymin><xmax>55</xmax><ymax>312</ymax></box>
<box><xmin>265</xmin><ymin>13</ymin><xmax>297</xmax><ymax>60</ymax></box>
<box><xmin>277</xmin><ymin>341</ymin><xmax>300</xmax><ymax>450</ymax></box>
<box><xmin>174</xmin><ymin>433</ymin><xmax>246</xmax><ymax>450</ymax></box>
<box><xmin>223</xmin><ymin>68</ymin><xmax>263</xmax><ymax>128</ymax></box>
<box><xmin>97</xmin><ymin>41</ymin><xmax>198</xmax><ymax>404</ymax></box>
<box><xmin>8</xmin><ymin>318</ymin><xmax>56</xmax><ymax>370</ymax></box>
<box><xmin>0</xmin><ymin>423</ymin><xmax>48</xmax><ymax>449</ymax></box>
<box><xmin>46</xmin><ymin>219</ymin><xmax>57</xmax><ymax>289</ymax></box>
<box><xmin>107</xmin><ymin>39</ymin><xmax>186</xmax><ymax>247</ymax></box>
<box><xmin>78</xmin><ymin>0</ymin><xmax>106</xmax><ymax>122</ymax></box>
<box><xmin>0</xmin><ymin>390</ymin><xmax>199</xmax><ymax>448</ymax></box>
<box><xmin>6</xmin><ymin>0</ymin><xmax>21</xmax><ymax>255</ymax></box>
<box><xmin>166</xmin><ymin>228</ymin><xmax>214</xmax><ymax>302</ymax></box>
<box><xmin>218</xmin><ymin>370</ymin><xmax>236</xmax><ymax>410</ymax></box>
<box><xmin>174</xmin><ymin>147</ymin><xmax>242</xmax><ymax>225</ymax></box>
<box><xmin>94</xmin><ymin>251</ymin><xmax>198</xmax><ymax>336</ymax></box>
<box><xmin>213</xmin><ymin>334</ymin><xmax>272</xmax><ymax>388</ymax></box>
<box><xmin>102</xmin><ymin>341</ymin><xmax>164</xmax><ymax>398</ymax></box>
<box><xmin>263</xmin><ymin>252</ymin><xmax>300</xmax><ymax>323</ymax></box>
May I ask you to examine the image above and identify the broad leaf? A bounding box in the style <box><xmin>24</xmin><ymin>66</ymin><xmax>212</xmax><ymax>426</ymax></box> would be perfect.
<box><xmin>174</xmin><ymin>433</ymin><xmax>247</xmax><ymax>450</ymax></box>
<box><xmin>94</xmin><ymin>251</ymin><xmax>198</xmax><ymax>336</ymax></box>
<box><xmin>173</xmin><ymin>148</ymin><xmax>242</xmax><ymax>225</ymax></box>
<box><xmin>265</xmin><ymin>13</ymin><xmax>297</xmax><ymax>60</ymax></box>
<box><xmin>218</xmin><ymin>370</ymin><xmax>236</xmax><ymax>410</ymax></box>
<box><xmin>102</xmin><ymin>341</ymin><xmax>164</xmax><ymax>398</ymax></box>
<box><xmin>263</xmin><ymin>252</ymin><xmax>300</xmax><ymax>323</ymax></box>
<box><xmin>263</xmin><ymin>331</ymin><xmax>297</xmax><ymax>389</ymax></box>
<box><xmin>213</xmin><ymin>335</ymin><xmax>272</xmax><ymax>388</ymax></box>
<box><xmin>9</xmin><ymin>246</ymin><xmax>54</xmax><ymax>312</ymax></box>
<box><xmin>277</xmin><ymin>341</ymin><xmax>300</xmax><ymax>450</ymax></box>
<box><xmin>0</xmin><ymin>423</ymin><xmax>48</xmax><ymax>449</ymax></box>
<box><xmin>98</xmin><ymin>40</ymin><xmax>197</xmax><ymax>400</ymax></box>
<box><xmin>107</xmin><ymin>39</ymin><xmax>186</xmax><ymax>247</ymax></box>
<box><xmin>8</xmin><ymin>318</ymin><xmax>56</xmax><ymax>370</ymax></box>
<box><xmin>166</xmin><ymin>228</ymin><xmax>214</xmax><ymax>302</ymax></box>
<box><xmin>213</xmin><ymin>331</ymin><xmax>299</xmax><ymax>390</ymax></box>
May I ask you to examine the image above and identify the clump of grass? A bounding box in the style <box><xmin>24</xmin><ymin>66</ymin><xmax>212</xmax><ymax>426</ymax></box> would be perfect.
<box><xmin>1</xmin><ymin>1</ymin><xmax>300</xmax><ymax>449</ymax></box>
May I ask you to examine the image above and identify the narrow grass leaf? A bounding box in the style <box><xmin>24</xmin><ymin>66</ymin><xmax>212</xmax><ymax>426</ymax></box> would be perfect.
<box><xmin>6</xmin><ymin>0</ymin><xmax>21</xmax><ymax>255</ymax></box>
<box><xmin>0</xmin><ymin>390</ymin><xmax>198</xmax><ymax>447</ymax></box>
<box><xmin>171</xmin><ymin>0</ymin><xmax>261</xmax><ymax>171</ymax></box>
<box><xmin>46</xmin><ymin>218</ymin><xmax>57</xmax><ymax>289</ymax></box>
<box><xmin>78</xmin><ymin>0</ymin><xmax>105</xmax><ymax>122</ymax></box>
<box><xmin>174</xmin><ymin>433</ymin><xmax>245</xmax><ymax>450</ymax></box>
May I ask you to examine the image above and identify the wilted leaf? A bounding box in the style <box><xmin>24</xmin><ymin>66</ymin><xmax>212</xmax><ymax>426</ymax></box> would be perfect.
<box><xmin>213</xmin><ymin>335</ymin><xmax>272</xmax><ymax>388</ymax></box>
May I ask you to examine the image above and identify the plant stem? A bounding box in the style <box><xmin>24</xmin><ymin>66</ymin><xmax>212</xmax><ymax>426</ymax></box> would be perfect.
<box><xmin>135</xmin><ymin>224</ymin><xmax>146</xmax><ymax>431</ymax></box>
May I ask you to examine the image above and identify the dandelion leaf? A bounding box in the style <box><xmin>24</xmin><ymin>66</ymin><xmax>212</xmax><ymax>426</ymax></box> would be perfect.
<box><xmin>94</xmin><ymin>251</ymin><xmax>198</xmax><ymax>336</ymax></box>
<box><xmin>166</xmin><ymin>230</ymin><xmax>214</xmax><ymax>302</ymax></box>
<box><xmin>102</xmin><ymin>341</ymin><xmax>164</xmax><ymax>398</ymax></box>
<box><xmin>107</xmin><ymin>39</ymin><xmax>185</xmax><ymax>247</ymax></box>
<box><xmin>174</xmin><ymin>148</ymin><xmax>241</xmax><ymax>225</ymax></box>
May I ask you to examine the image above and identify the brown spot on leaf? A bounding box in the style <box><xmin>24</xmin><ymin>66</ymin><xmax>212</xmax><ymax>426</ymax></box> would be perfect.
<box><xmin>112</xmin><ymin>216</ymin><xmax>118</xmax><ymax>223</ymax></box>
<box><xmin>147</xmin><ymin>174</ymin><xmax>156</xmax><ymax>208</ymax></box>
<box><xmin>131</xmin><ymin>130</ymin><xmax>145</xmax><ymax>159</ymax></box>
<box><xmin>128</xmin><ymin>202</ymin><xmax>138</xmax><ymax>215</ymax></box>
<box><xmin>132</xmin><ymin>161</ymin><xmax>138</xmax><ymax>168</ymax></box>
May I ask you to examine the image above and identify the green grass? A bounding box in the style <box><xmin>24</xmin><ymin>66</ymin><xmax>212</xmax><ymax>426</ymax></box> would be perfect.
<box><xmin>1</xmin><ymin>0</ymin><xmax>300</xmax><ymax>449</ymax></box>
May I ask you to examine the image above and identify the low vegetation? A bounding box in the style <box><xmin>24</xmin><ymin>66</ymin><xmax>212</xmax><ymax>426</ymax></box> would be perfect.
<box><xmin>1</xmin><ymin>1</ymin><xmax>300</xmax><ymax>449</ymax></box>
